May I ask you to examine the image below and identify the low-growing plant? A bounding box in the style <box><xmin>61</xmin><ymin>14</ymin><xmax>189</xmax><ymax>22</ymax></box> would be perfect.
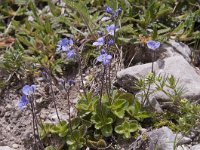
<box><xmin>1</xmin><ymin>1</ymin><xmax>200</xmax><ymax>150</ymax></box>
<box><xmin>40</xmin><ymin>89</ymin><xmax>150</xmax><ymax>149</ymax></box>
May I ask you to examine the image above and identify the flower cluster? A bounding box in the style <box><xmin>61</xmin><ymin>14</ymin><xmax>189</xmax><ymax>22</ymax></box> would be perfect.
<box><xmin>106</xmin><ymin>24</ymin><xmax>119</xmax><ymax>36</ymax></box>
<box><xmin>91</xmin><ymin>7</ymin><xmax>122</xmax><ymax>66</ymax></box>
<box><xmin>97</xmin><ymin>49</ymin><xmax>112</xmax><ymax>66</ymax></box>
<box><xmin>56</xmin><ymin>38</ymin><xmax>76</xmax><ymax>59</ymax></box>
<box><xmin>18</xmin><ymin>85</ymin><xmax>36</xmax><ymax>111</ymax></box>
<box><xmin>106</xmin><ymin>6</ymin><xmax>122</xmax><ymax>20</ymax></box>
<box><xmin>92</xmin><ymin>24</ymin><xmax>118</xmax><ymax>47</ymax></box>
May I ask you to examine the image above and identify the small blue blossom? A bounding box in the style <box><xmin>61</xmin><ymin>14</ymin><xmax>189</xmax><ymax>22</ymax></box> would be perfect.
<box><xmin>101</xmin><ymin>49</ymin><xmax>106</xmax><ymax>54</ymax></box>
<box><xmin>106</xmin><ymin>7</ymin><xmax>113</xmax><ymax>14</ymax></box>
<box><xmin>115</xmin><ymin>8</ymin><xmax>122</xmax><ymax>16</ymax></box>
<box><xmin>107</xmin><ymin>39</ymin><xmax>114</xmax><ymax>46</ymax></box>
<box><xmin>58</xmin><ymin>78</ymin><xmax>65</xmax><ymax>90</ymax></box>
<box><xmin>106</xmin><ymin>24</ymin><xmax>118</xmax><ymax>36</ymax></box>
<box><xmin>68</xmin><ymin>79</ymin><xmax>75</xmax><ymax>86</ymax></box>
<box><xmin>105</xmin><ymin>6</ymin><xmax>122</xmax><ymax>19</ymax></box>
<box><xmin>18</xmin><ymin>95</ymin><xmax>29</xmax><ymax>111</ymax></box>
<box><xmin>147</xmin><ymin>40</ymin><xmax>160</xmax><ymax>50</ymax></box>
<box><xmin>93</xmin><ymin>37</ymin><xmax>105</xmax><ymax>46</ymax></box>
<box><xmin>97</xmin><ymin>51</ymin><xmax>112</xmax><ymax>66</ymax></box>
<box><xmin>67</xmin><ymin>50</ymin><xmax>76</xmax><ymax>59</ymax></box>
<box><xmin>22</xmin><ymin>85</ymin><xmax>36</xmax><ymax>96</ymax></box>
<box><xmin>56</xmin><ymin>38</ymin><xmax>73</xmax><ymax>52</ymax></box>
<box><xmin>97</xmin><ymin>31</ymin><xmax>104</xmax><ymax>36</ymax></box>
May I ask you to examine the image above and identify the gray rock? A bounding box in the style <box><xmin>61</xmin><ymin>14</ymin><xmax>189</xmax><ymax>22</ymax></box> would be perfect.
<box><xmin>47</xmin><ymin>111</ymin><xmax>69</xmax><ymax>124</ymax></box>
<box><xmin>177</xmin><ymin>145</ymin><xmax>190</xmax><ymax>150</ymax></box>
<box><xmin>124</xmin><ymin>40</ymin><xmax>191</xmax><ymax>66</ymax></box>
<box><xmin>0</xmin><ymin>146</ymin><xmax>15</xmax><ymax>150</ymax></box>
<box><xmin>162</xmin><ymin>39</ymin><xmax>192</xmax><ymax>62</ymax></box>
<box><xmin>148</xmin><ymin>127</ymin><xmax>190</xmax><ymax>150</ymax></box>
<box><xmin>129</xmin><ymin>127</ymin><xmax>191</xmax><ymax>150</ymax></box>
<box><xmin>116</xmin><ymin>56</ymin><xmax>200</xmax><ymax>111</ymax></box>
<box><xmin>12</xmin><ymin>144</ymin><xmax>19</xmax><ymax>149</ymax></box>
<box><xmin>191</xmin><ymin>144</ymin><xmax>200</xmax><ymax>150</ymax></box>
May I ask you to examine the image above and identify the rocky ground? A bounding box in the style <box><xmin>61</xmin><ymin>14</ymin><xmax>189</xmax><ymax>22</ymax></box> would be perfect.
<box><xmin>1</xmin><ymin>40</ymin><xmax>200</xmax><ymax>150</ymax></box>
<box><xmin>0</xmin><ymin>80</ymin><xmax>79</xmax><ymax>150</ymax></box>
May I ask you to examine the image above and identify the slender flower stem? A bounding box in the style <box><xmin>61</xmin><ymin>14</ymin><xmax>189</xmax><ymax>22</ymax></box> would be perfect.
<box><xmin>49</xmin><ymin>76</ymin><xmax>61</xmax><ymax>122</ymax></box>
<box><xmin>29</xmin><ymin>96</ymin><xmax>37</xmax><ymax>149</ymax></box>
<box><xmin>66</xmin><ymin>87</ymin><xmax>72</xmax><ymax>132</ymax></box>
<box><xmin>31</xmin><ymin>94</ymin><xmax>44</xmax><ymax>149</ymax></box>
<box><xmin>151</xmin><ymin>51</ymin><xmax>156</xmax><ymax>74</ymax></box>
<box><xmin>99</xmin><ymin>67</ymin><xmax>106</xmax><ymax>107</ymax></box>
<box><xmin>78</xmin><ymin>56</ymin><xmax>88</xmax><ymax>101</ymax></box>
<box><xmin>105</xmin><ymin>67</ymin><xmax>111</xmax><ymax>104</ymax></box>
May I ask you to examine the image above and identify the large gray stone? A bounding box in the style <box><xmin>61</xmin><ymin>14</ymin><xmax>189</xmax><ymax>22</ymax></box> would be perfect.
<box><xmin>191</xmin><ymin>144</ymin><xmax>200</xmax><ymax>150</ymax></box>
<box><xmin>116</xmin><ymin>56</ymin><xmax>200</xmax><ymax>111</ymax></box>
<box><xmin>163</xmin><ymin>39</ymin><xmax>192</xmax><ymax>62</ymax></box>
<box><xmin>0</xmin><ymin>146</ymin><xmax>15</xmax><ymax>150</ymax></box>
<box><xmin>124</xmin><ymin>39</ymin><xmax>192</xmax><ymax>66</ymax></box>
<box><xmin>128</xmin><ymin>127</ymin><xmax>191</xmax><ymax>150</ymax></box>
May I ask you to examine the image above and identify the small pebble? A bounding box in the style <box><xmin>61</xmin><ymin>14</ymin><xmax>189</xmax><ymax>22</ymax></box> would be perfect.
<box><xmin>12</xmin><ymin>144</ymin><xmax>19</xmax><ymax>149</ymax></box>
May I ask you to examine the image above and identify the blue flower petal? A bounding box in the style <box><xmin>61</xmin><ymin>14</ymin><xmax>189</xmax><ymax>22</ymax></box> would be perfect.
<box><xmin>22</xmin><ymin>85</ymin><xmax>31</xmax><ymax>96</ymax></box>
<box><xmin>67</xmin><ymin>50</ymin><xmax>76</xmax><ymax>59</ymax></box>
<box><xmin>106</xmin><ymin>24</ymin><xmax>118</xmax><ymax>36</ymax></box>
<box><xmin>93</xmin><ymin>37</ymin><xmax>104</xmax><ymax>46</ymax></box>
<box><xmin>97</xmin><ymin>55</ymin><xmax>103</xmax><ymax>62</ymax></box>
<box><xmin>108</xmin><ymin>39</ymin><xmax>114</xmax><ymax>46</ymax></box>
<box><xmin>147</xmin><ymin>40</ymin><xmax>160</xmax><ymax>50</ymax></box>
<box><xmin>106</xmin><ymin>7</ymin><xmax>113</xmax><ymax>14</ymax></box>
<box><xmin>22</xmin><ymin>85</ymin><xmax>36</xmax><ymax>96</ymax></box>
<box><xmin>106</xmin><ymin>54</ymin><xmax>112</xmax><ymax>60</ymax></box>
<box><xmin>18</xmin><ymin>95</ymin><xmax>29</xmax><ymax>111</ymax></box>
<box><xmin>102</xmin><ymin>59</ymin><xmax>110</xmax><ymax>66</ymax></box>
<box><xmin>97</xmin><ymin>53</ymin><xmax>112</xmax><ymax>66</ymax></box>
<box><xmin>57</xmin><ymin>38</ymin><xmax>74</xmax><ymax>52</ymax></box>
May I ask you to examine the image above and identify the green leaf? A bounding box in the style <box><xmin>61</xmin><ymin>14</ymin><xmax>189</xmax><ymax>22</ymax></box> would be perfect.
<box><xmin>110</xmin><ymin>99</ymin><xmax>127</xmax><ymax>110</ymax></box>
<box><xmin>113</xmin><ymin>109</ymin><xmax>126</xmax><ymax>118</ymax></box>
<box><xmin>101</xmin><ymin>124</ymin><xmax>113</xmax><ymax>137</ymax></box>
<box><xmin>115</xmin><ymin>120</ymin><xmax>139</xmax><ymax>138</ymax></box>
<box><xmin>44</xmin><ymin>146</ymin><xmax>56</xmax><ymax>150</ymax></box>
<box><xmin>45</xmin><ymin>0</ymin><xmax>61</xmax><ymax>16</ymax></box>
<box><xmin>15</xmin><ymin>0</ymin><xmax>29</xmax><ymax>5</ymax></box>
<box><xmin>71</xmin><ymin>118</ymin><xmax>81</xmax><ymax>130</ymax></box>
<box><xmin>66</xmin><ymin>129</ymin><xmax>86</xmax><ymax>149</ymax></box>
<box><xmin>50</xmin><ymin>121</ymin><xmax>68</xmax><ymax>137</ymax></box>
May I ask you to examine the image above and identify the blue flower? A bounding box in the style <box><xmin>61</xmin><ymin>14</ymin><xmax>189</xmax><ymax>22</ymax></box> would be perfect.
<box><xmin>97</xmin><ymin>51</ymin><xmax>112</xmax><ymax>66</ymax></box>
<box><xmin>106</xmin><ymin>24</ymin><xmax>118</xmax><ymax>36</ymax></box>
<box><xmin>56</xmin><ymin>38</ymin><xmax>73</xmax><ymax>52</ymax></box>
<box><xmin>106</xmin><ymin>7</ymin><xmax>113</xmax><ymax>14</ymax></box>
<box><xmin>147</xmin><ymin>40</ymin><xmax>160</xmax><ymax>50</ymax></box>
<box><xmin>22</xmin><ymin>85</ymin><xmax>36</xmax><ymax>96</ymax></box>
<box><xmin>68</xmin><ymin>79</ymin><xmax>75</xmax><ymax>86</ymax></box>
<box><xmin>107</xmin><ymin>39</ymin><xmax>114</xmax><ymax>46</ymax></box>
<box><xmin>67</xmin><ymin>50</ymin><xmax>76</xmax><ymax>59</ymax></box>
<box><xmin>101</xmin><ymin>49</ymin><xmax>106</xmax><ymax>54</ymax></box>
<box><xmin>106</xmin><ymin>6</ymin><xmax>122</xmax><ymax>19</ymax></box>
<box><xmin>18</xmin><ymin>95</ymin><xmax>29</xmax><ymax>111</ymax></box>
<box><xmin>93</xmin><ymin>37</ymin><xmax>105</xmax><ymax>46</ymax></box>
<box><xmin>115</xmin><ymin>8</ymin><xmax>122</xmax><ymax>16</ymax></box>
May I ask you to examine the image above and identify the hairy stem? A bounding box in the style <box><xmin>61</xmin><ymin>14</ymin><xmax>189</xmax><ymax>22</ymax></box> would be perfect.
<box><xmin>66</xmin><ymin>87</ymin><xmax>72</xmax><ymax>132</ymax></box>
<box><xmin>78</xmin><ymin>57</ymin><xmax>88</xmax><ymax>101</ymax></box>
<box><xmin>49</xmin><ymin>76</ymin><xmax>61</xmax><ymax>122</ymax></box>
<box><xmin>29</xmin><ymin>96</ymin><xmax>37</xmax><ymax>149</ymax></box>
